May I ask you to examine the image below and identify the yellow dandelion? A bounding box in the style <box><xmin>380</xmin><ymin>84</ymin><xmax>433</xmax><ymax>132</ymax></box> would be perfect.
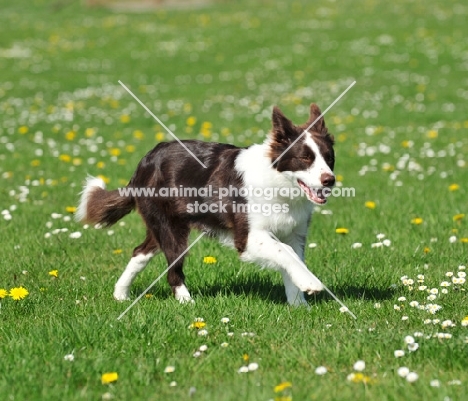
<box><xmin>423</xmin><ymin>247</ymin><xmax>430</xmax><ymax>253</ymax></box>
<box><xmin>85</xmin><ymin>127</ymin><xmax>96</xmax><ymax>137</ymax></box>
<box><xmin>18</xmin><ymin>126</ymin><xmax>29</xmax><ymax>134</ymax></box>
<box><xmin>101</xmin><ymin>372</ymin><xmax>118</xmax><ymax>385</ymax></box>
<box><xmin>155</xmin><ymin>132</ymin><xmax>165</xmax><ymax>141</ymax></box>
<box><xmin>109</xmin><ymin>148</ymin><xmax>121</xmax><ymax>157</ymax></box>
<box><xmin>427</xmin><ymin>130</ymin><xmax>438</xmax><ymax>139</ymax></box>
<box><xmin>9</xmin><ymin>287</ymin><xmax>29</xmax><ymax>301</ymax></box>
<box><xmin>0</xmin><ymin>289</ymin><xmax>8</xmax><ymax>299</ymax></box>
<box><xmin>460</xmin><ymin>238</ymin><xmax>468</xmax><ymax>243</ymax></box>
<box><xmin>125</xmin><ymin>144</ymin><xmax>136</xmax><ymax>153</ymax></box>
<box><xmin>133</xmin><ymin>130</ymin><xmax>144</xmax><ymax>140</ymax></box>
<box><xmin>30</xmin><ymin>159</ymin><xmax>41</xmax><ymax>167</ymax></box>
<box><xmin>242</xmin><ymin>353</ymin><xmax>249</xmax><ymax>362</ymax></box>
<box><xmin>49</xmin><ymin>270</ymin><xmax>58</xmax><ymax>278</ymax></box>
<box><xmin>97</xmin><ymin>175</ymin><xmax>110</xmax><ymax>184</ymax></box>
<box><xmin>203</xmin><ymin>256</ymin><xmax>217</xmax><ymax>264</ymax></box>
<box><xmin>411</xmin><ymin>217</ymin><xmax>423</xmax><ymax>225</ymax></box>
<box><xmin>453</xmin><ymin>214</ymin><xmax>465</xmax><ymax>221</ymax></box>
<box><xmin>336</xmin><ymin>174</ymin><xmax>344</xmax><ymax>183</ymax></box>
<box><xmin>145</xmin><ymin>293</ymin><xmax>153</xmax><ymax>298</ymax></box>
<box><xmin>274</xmin><ymin>382</ymin><xmax>292</xmax><ymax>393</ymax></box>
<box><xmin>337</xmin><ymin>133</ymin><xmax>347</xmax><ymax>142</ymax></box>
<box><xmin>72</xmin><ymin>158</ymin><xmax>82</xmax><ymax>166</ymax></box>
<box><xmin>66</xmin><ymin>206</ymin><xmax>77</xmax><ymax>213</ymax></box>
<box><xmin>449</xmin><ymin>184</ymin><xmax>460</xmax><ymax>192</ymax></box>
<box><xmin>335</xmin><ymin>228</ymin><xmax>349</xmax><ymax>234</ymax></box>
<box><xmin>401</xmin><ymin>140</ymin><xmax>411</xmax><ymax>148</ymax></box>
<box><xmin>113</xmin><ymin>249</ymin><xmax>123</xmax><ymax>254</ymax></box>
<box><xmin>365</xmin><ymin>201</ymin><xmax>376</xmax><ymax>209</ymax></box>
<box><xmin>65</xmin><ymin>131</ymin><xmax>76</xmax><ymax>141</ymax></box>
<box><xmin>462</xmin><ymin>316</ymin><xmax>468</xmax><ymax>326</ymax></box>
<box><xmin>120</xmin><ymin>114</ymin><xmax>130</xmax><ymax>123</ymax></box>
<box><xmin>59</xmin><ymin>154</ymin><xmax>71</xmax><ymax>162</ymax></box>
<box><xmin>186</xmin><ymin>116</ymin><xmax>197</xmax><ymax>126</ymax></box>
<box><xmin>382</xmin><ymin>164</ymin><xmax>395</xmax><ymax>172</ymax></box>
<box><xmin>96</xmin><ymin>161</ymin><xmax>105</xmax><ymax>169</ymax></box>
<box><xmin>189</xmin><ymin>320</ymin><xmax>206</xmax><ymax>330</ymax></box>
<box><xmin>348</xmin><ymin>372</ymin><xmax>375</xmax><ymax>384</ymax></box>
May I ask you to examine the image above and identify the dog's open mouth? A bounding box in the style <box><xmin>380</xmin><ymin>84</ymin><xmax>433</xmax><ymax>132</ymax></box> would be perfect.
<box><xmin>297</xmin><ymin>180</ymin><xmax>328</xmax><ymax>205</ymax></box>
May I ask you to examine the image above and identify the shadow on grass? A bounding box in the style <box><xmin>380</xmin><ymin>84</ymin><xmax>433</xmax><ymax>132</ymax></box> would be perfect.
<box><xmin>131</xmin><ymin>275</ymin><xmax>397</xmax><ymax>305</ymax></box>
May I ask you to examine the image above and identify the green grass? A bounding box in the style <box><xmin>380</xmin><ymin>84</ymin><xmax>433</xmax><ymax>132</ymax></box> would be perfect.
<box><xmin>1</xmin><ymin>0</ymin><xmax>467</xmax><ymax>399</ymax></box>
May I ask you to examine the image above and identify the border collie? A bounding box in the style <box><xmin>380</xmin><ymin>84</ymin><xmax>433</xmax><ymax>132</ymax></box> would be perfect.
<box><xmin>76</xmin><ymin>103</ymin><xmax>335</xmax><ymax>306</ymax></box>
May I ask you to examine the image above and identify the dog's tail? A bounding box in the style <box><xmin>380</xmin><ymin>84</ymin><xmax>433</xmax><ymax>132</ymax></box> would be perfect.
<box><xmin>75</xmin><ymin>176</ymin><xmax>135</xmax><ymax>227</ymax></box>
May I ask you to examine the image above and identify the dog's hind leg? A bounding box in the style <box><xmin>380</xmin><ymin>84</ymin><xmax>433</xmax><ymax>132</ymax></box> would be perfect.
<box><xmin>113</xmin><ymin>231</ymin><xmax>160</xmax><ymax>301</ymax></box>
<box><xmin>159</xmin><ymin>223</ymin><xmax>193</xmax><ymax>303</ymax></box>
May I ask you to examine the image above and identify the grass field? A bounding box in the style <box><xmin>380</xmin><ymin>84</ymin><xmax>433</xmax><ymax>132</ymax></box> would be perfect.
<box><xmin>1</xmin><ymin>0</ymin><xmax>467</xmax><ymax>400</ymax></box>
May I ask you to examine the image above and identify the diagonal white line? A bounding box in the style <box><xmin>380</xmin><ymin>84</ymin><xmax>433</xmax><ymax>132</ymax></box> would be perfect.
<box><xmin>270</xmin><ymin>80</ymin><xmax>356</xmax><ymax>168</ymax></box>
<box><xmin>118</xmin><ymin>80</ymin><xmax>208</xmax><ymax>169</ymax></box>
<box><xmin>117</xmin><ymin>232</ymin><xmax>206</xmax><ymax>320</ymax></box>
<box><xmin>269</xmin><ymin>232</ymin><xmax>357</xmax><ymax>319</ymax></box>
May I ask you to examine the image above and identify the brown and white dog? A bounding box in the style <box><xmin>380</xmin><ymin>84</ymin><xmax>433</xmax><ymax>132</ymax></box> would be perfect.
<box><xmin>76</xmin><ymin>104</ymin><xmax>335</xmax><ymax>306</ymax></box>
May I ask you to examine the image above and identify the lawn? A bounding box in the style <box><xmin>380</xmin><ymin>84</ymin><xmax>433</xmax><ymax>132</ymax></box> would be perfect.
<box><xmin>0</xmin><ymin>0</ymin><xmax>467</xmax><ymax>400</ymax></box>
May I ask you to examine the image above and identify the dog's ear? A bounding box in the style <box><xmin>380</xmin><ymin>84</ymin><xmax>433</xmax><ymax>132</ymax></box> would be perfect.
<box><xmin>272</xmin><ymin>106</ymin><xmax>296</xmax><ymax>141</ymax></box>
<box><xmin>304</xmin><ymin>103</ymin><xmax>326</xmax><ymax>133</ymax></box>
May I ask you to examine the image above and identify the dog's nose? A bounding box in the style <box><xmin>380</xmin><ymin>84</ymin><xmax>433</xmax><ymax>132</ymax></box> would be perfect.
<box><xmin>321</xmin><ymin>173</ymin><xmax>335</xmax><ymax>187</ymax></box>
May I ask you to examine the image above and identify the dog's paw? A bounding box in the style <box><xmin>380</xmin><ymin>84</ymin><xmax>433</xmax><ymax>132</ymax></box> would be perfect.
<box><xmin>174</xmin><ymin>285</ymin><xmax>194</xmax><ymax>304</ymax></box>
<box><xmin>291</xmin><ymin>270</ymin><xmax>324</xmax><ymax>295</ymax></box>
<box><xmin>113</xmin><ymin>287</ymin><xmax>131</xmax><ymax>301</ymax></box>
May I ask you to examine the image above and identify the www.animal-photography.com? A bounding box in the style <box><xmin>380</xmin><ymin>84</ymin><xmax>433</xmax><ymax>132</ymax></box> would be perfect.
<box><xmin>1</xmin><ymin>0</ymin><xmax>467</xmax><ymax>400</ymax></box>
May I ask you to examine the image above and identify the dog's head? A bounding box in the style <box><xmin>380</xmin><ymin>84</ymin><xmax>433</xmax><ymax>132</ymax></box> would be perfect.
<box><xmin>268</xmin><ymin>103</ymin><xmax>335</xmax><ymax>205</ymax></box>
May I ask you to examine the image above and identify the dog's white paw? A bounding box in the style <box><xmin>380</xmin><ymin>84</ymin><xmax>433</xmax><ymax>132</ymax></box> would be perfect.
<box><xmin>113</xmin><ymin>287</ymin><xmax>131</xmax><ymax>301</ymax></box>
<box><xmin>174</xmin><ymin>285</ymin><xmax>194</xmax><ymax>304</ymax></box>
<box><xmin>291</xmin><ymin>270</ymin><xmax>324</xmax><ymax>295</ymax></box>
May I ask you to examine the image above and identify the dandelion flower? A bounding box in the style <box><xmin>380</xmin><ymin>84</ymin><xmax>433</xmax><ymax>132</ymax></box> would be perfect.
<box><xmin>274</xmin><ymin>382</ymin><xmax>292</xmax><ymax>393</ymax></box>
<box><xmin>49</xmin><ymin>270</ymin><xmax>58</xmax><ymax>278</ymax></box>
<box><xmin>335</xmin><ymin>227</ymin><xmax>349</xmax><ymax>234</ymax></box>
<box><xmin>453</xmin><ymin>213</ymin><xmax>465</xmax><ymax>221</ymax></box>
<box><xmin>203</xmin><ymin>256</ymin><xmax>217</xmax><ymax>264</ymax></box>
<box><xmin>101</xmin><ymin>372</ymin><xmax>118</xmax><ymax>384</ymax></box>
<box><xmin>0</xmin><ymin>289</ymin><xmax>8</xmax><ymax>299</ymax></box>
<box><xmin>448</xmin><ymin>184</ymin><xmax>460</xmax><ymax>191</ymax></box>
<box><xmin>461</xmin><ymin>317</ymin><xmax>468</xmax><ymax>327</ymax></box>
<box><xmin>9</xmin><ymin>287</ymin><xmax>29</xmax><ymax>301</ymax></box>
<box><xmin>411</xmin><ymin>217</ymin><xmax>423</xmax><ymax>225</ymax></box>
<box><xmin>365</xmin><ymin>201</ymin><xmax>376</xmax><ymax>209</ymax></box>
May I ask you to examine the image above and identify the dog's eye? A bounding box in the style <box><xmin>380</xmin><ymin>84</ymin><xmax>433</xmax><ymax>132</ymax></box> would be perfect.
<box><xmin>301</xmin><ymin>155</ymin><xmax>313</xmax><ymax>162</ymax></box>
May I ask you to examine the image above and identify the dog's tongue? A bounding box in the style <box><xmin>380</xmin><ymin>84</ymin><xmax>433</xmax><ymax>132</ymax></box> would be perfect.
<box><xmin>298</xmin><ymin>180</ymin><xmax>327</xmax><ymax>205</ymax></box>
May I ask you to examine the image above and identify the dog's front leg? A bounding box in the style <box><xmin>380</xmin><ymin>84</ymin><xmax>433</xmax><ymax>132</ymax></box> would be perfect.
<box><xmin>241</xmin><ymin>231</ymin><xmax>323</xmax><ymax>304</ymax></box>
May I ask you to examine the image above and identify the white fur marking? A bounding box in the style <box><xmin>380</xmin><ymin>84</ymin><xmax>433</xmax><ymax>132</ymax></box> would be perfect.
<box><xmin>174</xmin><ymin>285</ymin><xmax>193</xmax><ymax>304</ymax></box>
<box><xmin>114</xmin><ymin>253</ymin><xmax>155</xmax><ymax>301</ymax></box>
<box><xmin>75</xmin><ymin>175</ymin><xmax>106</xmax><ymax>222</ymax></box>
